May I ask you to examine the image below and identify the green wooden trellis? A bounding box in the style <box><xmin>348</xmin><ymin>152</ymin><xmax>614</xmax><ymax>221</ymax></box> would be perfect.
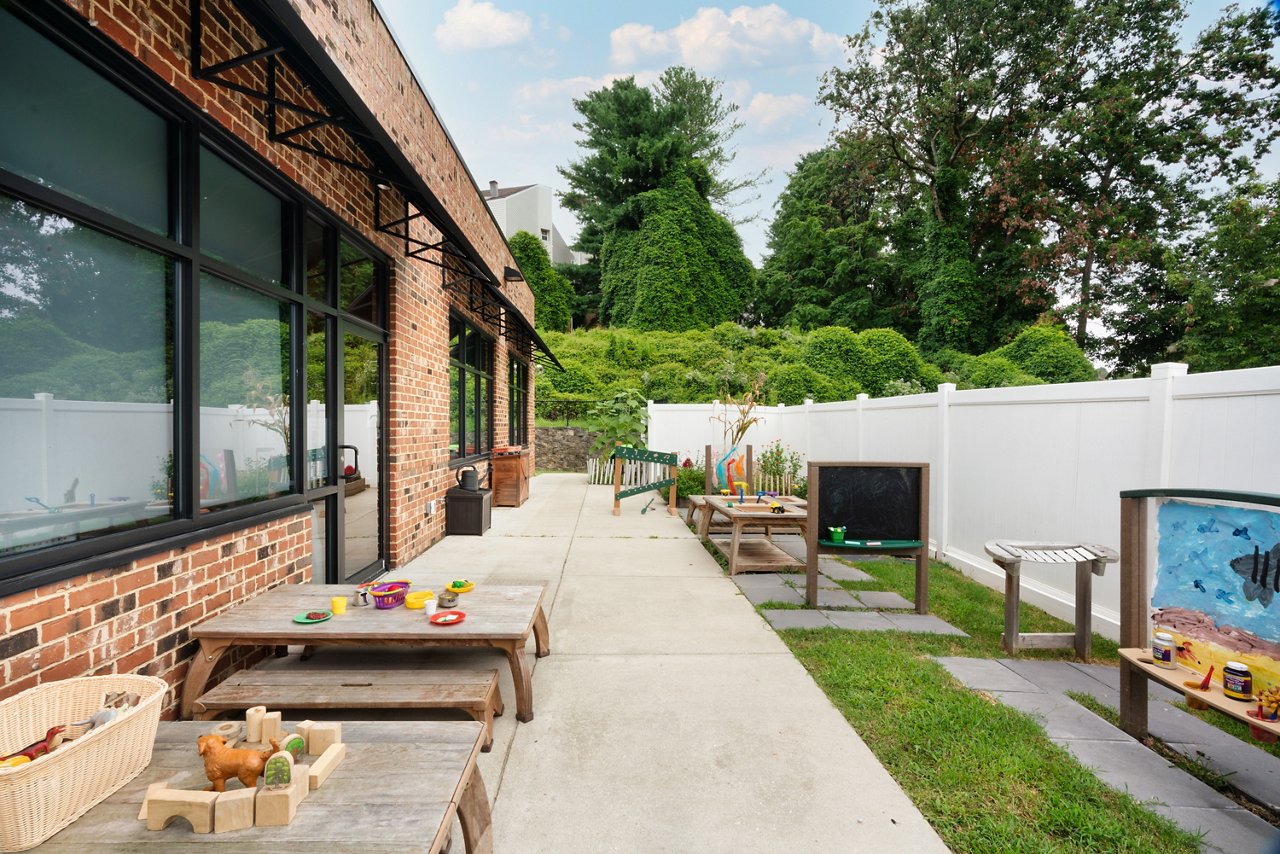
<box><xmin>611</xmin><ymin>446</ymin><xmax>679</xmax><ymax>516</ymax></box>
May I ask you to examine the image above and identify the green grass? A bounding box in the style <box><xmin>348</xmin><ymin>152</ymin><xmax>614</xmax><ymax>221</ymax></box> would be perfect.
<box><xmin>785</xmin><ymin>629</ymin><xmax>1202</xmax><ymax>852</ymax></box>
<box><xmin>830</xmin><ymin>557</ymin><xmax>1120</xmax><ymax>663</ymax></box>
<box><xmin>772</xmin><ymin>556</ymin><xmax>1201</xmax><ymax>852</ymax></box>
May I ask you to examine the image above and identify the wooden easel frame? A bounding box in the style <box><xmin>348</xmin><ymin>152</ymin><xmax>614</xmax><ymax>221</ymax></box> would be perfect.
<box><xmin>611</xmin><ymin>446</ymin><xmax>678</xmax><ymax>517</ymax></box>
<box><xmin>804</xmin><ymin>461</ymin><xmax>930</xmax><ymax>614</ymax></box>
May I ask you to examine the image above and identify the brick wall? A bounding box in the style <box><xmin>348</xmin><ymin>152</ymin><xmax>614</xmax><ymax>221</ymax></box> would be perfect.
<box><xmin>0</xmin><ymin>512</ymin><xmax>310</xmax><ymax>718</ymax></box>
<box><xmin>1</xmin><ymin>0</ymin><xmax>543</xmax><ymax>707</ymax></box>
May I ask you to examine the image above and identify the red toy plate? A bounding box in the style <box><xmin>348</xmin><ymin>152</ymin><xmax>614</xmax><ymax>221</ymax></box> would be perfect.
<box><xmin>429</xmin><ymin>610</ymin><xmax>466</xmax><ymax>626</ymax></box>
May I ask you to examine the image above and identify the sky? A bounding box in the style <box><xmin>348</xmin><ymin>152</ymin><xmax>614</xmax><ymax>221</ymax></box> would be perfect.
<box><xmin>375</xmin><ymin>0</ymin><xmax>1255</xmax><ymax>266</ymax></box>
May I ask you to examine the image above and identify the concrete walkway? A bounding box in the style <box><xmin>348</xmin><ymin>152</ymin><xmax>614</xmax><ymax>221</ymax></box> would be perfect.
<box><xmin>937</xmin><ymin>657</ymin><xmax>1280</xmax><ymax>853</ymax></box>
<box><xmin>392</xmin><ymin>474</ymin><xmax>948</xmax><ymax>852</ymax></box>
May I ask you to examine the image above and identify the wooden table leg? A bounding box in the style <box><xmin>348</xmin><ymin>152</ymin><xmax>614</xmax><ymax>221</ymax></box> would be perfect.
<box><xmin>179</xmin><ymin>639</ymin><xmax>233</xmax><ymax>718</ymax></box>
<box><xmin>729</xmin><ymin>520</ymin><xmax>743</xmax><ymax>576</ymax></box>
<box><xmin>495</xmin><ymin>640</ymin><xmax>534</xmax><ymax>722</ymax></box>
<box><xmin>1074</xmin><ymin>560</ymin><xmax>1092</xmax><ymax>661</ymax></box>
<box><xmin>532</xmin><ymin>606</ymin><xmax>551</xmax><ymax>658</ymax></box>
<box><xmin>1119</xmin><ymin>658</ymin><xmax>1149</xmax><ymax>739</ymax></box>
<box><xmin>1001</xmin><ymin>561</ymin><xmax>1020</xmax><ymax>654</ymax></box>
<box><xmin>696</xmin><ymin>502</ymin><xmax>713</xmax><ymax>541</ymax></box>
<box><xmin>457</xmin><ymin>765</ymin><xmax>493</xmax><ymax>854</ymax></box>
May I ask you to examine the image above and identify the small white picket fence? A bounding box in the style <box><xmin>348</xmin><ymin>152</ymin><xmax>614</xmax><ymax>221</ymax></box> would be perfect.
<box><xmin>585</xmin><ymin>457</ymin><xmax>672</xmax><ymax>488</ymax></box>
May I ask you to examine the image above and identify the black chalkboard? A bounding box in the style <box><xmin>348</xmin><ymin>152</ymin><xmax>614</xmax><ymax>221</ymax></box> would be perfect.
<box><xmin>816</xmin><ymin>465</ymin><xmax>922</xmax><ymax>541</ymax></box>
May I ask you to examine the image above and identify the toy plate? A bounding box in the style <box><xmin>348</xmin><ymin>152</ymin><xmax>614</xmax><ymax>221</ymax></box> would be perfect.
<box><xmin>447</xmin><ymin>580</ymin><xmax>475</xmax><ymax>593</ymax></box>
<box><xmin>293</xmin><ymin>610</ymin><xmax>333</xmax><ymax>624</ymax></box>
<box><xmin>430</xmin><ymin>610</ymin><xmax>466</xmax><ymax>626</ymax></box>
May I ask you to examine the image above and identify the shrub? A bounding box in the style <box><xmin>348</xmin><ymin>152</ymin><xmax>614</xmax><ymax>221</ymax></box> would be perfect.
<box><xmin>962</xmin><ymin>354</ymin><xmax>1043</xmax><ymax>388</ymax></box>
<box><xmin>765</xmin><ymin>363</ymin><xmax>842</xmax><ymax>405</ymax></box>
<box><xmin>661</xmin><ymin>464</ymin><xmax>707</xmax><ymax>503</ymax></box>
<box><xmin>995</xmin><ymin>325</ymin><xmax>1096</xmax><ymax>384</ymax></box>
<box><xmin>853</xmin><ymin>328</ymin><xmax>928</xmax><ymax>397</ymax></box>
<box><xmin>803</xmin><ymin>326</ymin><xmax>867</xmax><ymax>377</ymax></box>
<box><xmin>549</xmin><ymin>364</ymin><xmax>602</xmax><ymax>396</ymax></box>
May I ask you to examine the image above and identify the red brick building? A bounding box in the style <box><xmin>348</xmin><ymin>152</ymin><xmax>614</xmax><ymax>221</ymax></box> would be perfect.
<box><xmin>0</xmin><ymin>0</ymin><xmax>554</xmax><ymax>715</ymax></box>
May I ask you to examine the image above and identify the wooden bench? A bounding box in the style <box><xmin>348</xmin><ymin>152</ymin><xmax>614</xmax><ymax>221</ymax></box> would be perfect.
<box><xmin>984</xmin><ymin>540</ymin><xmax>1118</xmax><ymax>660</ymax></box>
<box><xmin>192</xmin><ymin>668</ymin><xmax>503</xmax><ymax>751</ymax></box>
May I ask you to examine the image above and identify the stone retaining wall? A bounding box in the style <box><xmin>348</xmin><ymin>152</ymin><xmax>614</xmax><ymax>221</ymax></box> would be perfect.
<box><xmin>536</xmin><ymin>427</ymin><xmax>599</xmax><ymax>472</ymax></box>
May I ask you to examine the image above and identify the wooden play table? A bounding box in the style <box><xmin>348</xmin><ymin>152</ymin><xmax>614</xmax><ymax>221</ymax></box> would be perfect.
<box><xmin>180</xmin><ymin>584</ymin><xmax>549</xmax><ymax>722</ymax></box>
<box><xmin>695</xmin><ymin>495</ymin><xmax>809</xmax><ymax>575</ymax></box>
<box><xmin>30</xmin><ymin>720</ymin><xmax>492</xmax><ymax>853</ymax></box>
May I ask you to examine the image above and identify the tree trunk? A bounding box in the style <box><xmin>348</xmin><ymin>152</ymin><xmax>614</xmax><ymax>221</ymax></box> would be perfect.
<box><xmin>1076</xmin><ymin>245</ymin><xmax>1096</xmax><ymax>348</ymax></box>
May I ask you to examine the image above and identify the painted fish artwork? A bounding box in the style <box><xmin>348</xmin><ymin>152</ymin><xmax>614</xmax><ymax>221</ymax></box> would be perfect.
<box><xmin>1153</xmin><ymin>499</ymin><xmax>1280</xmax><ymax>695</ymax></box>
<box><xmin>1230</xmin><ymin>543</ymin><xmax>1280</xmax><ymax>608</ymax></box>
<box><xmin>1155</xmin><ymin>500</ymin><xmax>1280</xmax><ymax>646</ymax></box>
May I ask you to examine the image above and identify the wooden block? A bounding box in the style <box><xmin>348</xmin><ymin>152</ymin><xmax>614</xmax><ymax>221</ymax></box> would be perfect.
<box><xmin>281</xmin><ymin>732</ymin><xmax>306</xmax><ymax>759</ymax></box>
<box><xmin>138</xmin><ymin>782</ymin><xmax>169</xmax><ymax>820</ymax></box>
<box><xmin>306</xmin><ymin>722</ymin><xmax>341</xmax><ymax>756</ymax></box>
<box><xmin>296</xmin><ymin>719</ymin><xmax>316</xmax><ymax>753</ymax></box>
<box><xmin>263</xmin><ymin>750</ymin><xmax>294</xmax><ymax>788</ymax></box>
<box><xmin>261</xmin><ymin>711</ymin><xmax>283</xmax><ymax>742</ymax></box>
<box><xmin>146</xmin><ymin>788</ymin><xmax>219</xmax><ymax>833</ymax></box>
<box><xmin>245</xmin><ymin>706</ymin><xmax>266</xmax><ymax>743</ymax></box>
<box><xmin>254</xmin><ymin>785</ymin><xmax>297</xmax><ymax>827</ymax></box>
<box><xmin>291</xmin><ymin>764</ymin><xmax>310</xmax><ymax>805</ymax></box>
<box><xmin>208</xmin><ymin>721</ymin><xmax>243</xmax><ymax>747</ymax></box>
<box><xmin>214</xmin><ymin>787</ymin><xmax>256</xmax><ymax>833</ymax></box>
<box><xmin>308</xmin><ymin>742</ymin><xmax>346</xmax><ymax>790</ymax></box>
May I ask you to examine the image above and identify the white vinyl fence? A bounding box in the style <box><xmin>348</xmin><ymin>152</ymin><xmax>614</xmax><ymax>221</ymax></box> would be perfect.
<box><xmin>647</xmin><ymin>363</ymin><xmax>1280</xmax><ymax>639</ymax></box>
<box><xmin>2</xmin><ymin>394</ymin><xmax>379</xmax><ymax>517</ymax></box>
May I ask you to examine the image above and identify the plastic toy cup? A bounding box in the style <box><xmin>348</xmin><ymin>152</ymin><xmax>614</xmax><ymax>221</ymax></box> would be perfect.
<box><xmin>425</xmin><ymin>598</ymin><xmax>438</xmax><ymax>616</ymax></box>
<box><xmin>330</xmin><ymin>596</ymin><xmax>347</xmax><ymax>615</ymax></box>
<box><xmin>829</xmin><ymin>526</ymin><xmax>846</xmax><ymax>543</ymax></box>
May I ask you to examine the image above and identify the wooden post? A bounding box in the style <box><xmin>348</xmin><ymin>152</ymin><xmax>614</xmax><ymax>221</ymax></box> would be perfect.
<box><xmin>667</xmin><ymin>463</ymin><xmax>677</xmax><ymax>515</ymax></box>
<box><xmin>805</xmin><ymin>463</ymin><xmax>820</xmax><ymax>607</ymax></box>
<box><xmin>1003</xmin><ymin>561</ymin><xmax>1021</xmax><ymax>654</ymax></box>
<box><xmin>1074</xmin><ymin>559</ymin><xmax>1092</xmax><ymax>660</ymax></box>
<box><xmin>916</xmin><ymin>463</ymin><xmax>930</xmax><ymax>614</ymax></box>
<box><xmin>705</xmin><ymin>444</ymin><xmax>713</xmax><ymax>495</ymax></box>
<box><xmin>1119</xmin><ymin>495</ymin><xmax>1149</xmax><ymax>738</ymax></box>
<box><xmin>612</xmin><ymin>453</ymin><xmax>623</xmax><ymax>516</ymax></box>
<box><xmin>746</xmin><ymin>445</ymin><xmax>754</xmax><ymax>492</ymax></box>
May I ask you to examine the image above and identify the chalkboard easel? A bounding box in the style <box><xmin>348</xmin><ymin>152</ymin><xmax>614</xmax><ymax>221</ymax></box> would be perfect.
<box><xmin>804</xmin><ymin>461</ymin><xmax>930</xmax><ymax>614</ymax></box>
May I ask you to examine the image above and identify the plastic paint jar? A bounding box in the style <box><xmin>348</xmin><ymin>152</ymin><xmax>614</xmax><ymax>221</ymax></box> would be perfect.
<box><xmin>1152</xmin><ymin>632</ymin><xmax>1177</xmax><ymax>669</ymax></box>
<box><xmin>1223</xmin><ymin>661</ymin><xmax>1253</xmax><ymax>701</ymax></box>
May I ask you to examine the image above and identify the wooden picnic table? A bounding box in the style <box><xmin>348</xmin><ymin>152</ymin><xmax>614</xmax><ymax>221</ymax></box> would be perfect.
<box><xmin>29</xmin><ymin>720</ymin><xmax>491</xmax><ymax>853</ymax></box>
<box><xmin>695</xmin><ymin>495</ymin><xmax>809</xmax><ymax>575</ymax></box>
<box><xmin>179</xmin><ymin>584</ymin><xmax>549</xmax><ymax>722</ymax></box>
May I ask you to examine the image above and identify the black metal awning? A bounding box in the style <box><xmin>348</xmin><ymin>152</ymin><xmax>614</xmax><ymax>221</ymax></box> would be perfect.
<box><xmin>189</xmin><ymin>0</ymin><xmax>560</xmax><ymax>369</ymax></box>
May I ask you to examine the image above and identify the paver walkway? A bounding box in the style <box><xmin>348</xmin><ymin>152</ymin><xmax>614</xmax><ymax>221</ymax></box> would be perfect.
<box><xmin>938</xmin><ymin>657</ymin><xmax>1280</xmax><ymax>853</ymax></box>
<box><xmin>377</xmin><ymin>475</ymin><xmax>949</xmax><ymax>852</ymax></box>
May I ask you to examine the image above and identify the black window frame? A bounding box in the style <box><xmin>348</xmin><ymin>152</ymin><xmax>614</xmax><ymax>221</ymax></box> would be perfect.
<box><xmin>449</xmin><ymin>314</ymin><xmax>495</xmax><ymax>466</ymax></box>
<box><xmin>508</xmin><ymin>355</ymin><xmax>529</xmax><ymax>447</ymax></box>
<box><xmin>0</xmin><ymin>0</ymin><xmax>390</xmax><ymax>595</ymax></box>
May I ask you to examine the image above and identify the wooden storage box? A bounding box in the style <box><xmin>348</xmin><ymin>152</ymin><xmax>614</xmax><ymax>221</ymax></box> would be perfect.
<box><xmin>492</xmin><ymin>450</ymin><xmax>530</xmax><ymax>507</ymax></box>
<box><xmin>0</xmin><ymin>674</ymin><xmax>168</xmax><ymax>851</ymax></box>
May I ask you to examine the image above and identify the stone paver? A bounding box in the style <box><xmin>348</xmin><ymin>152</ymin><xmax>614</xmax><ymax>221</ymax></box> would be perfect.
<box><xmin>937</xmin><ymin>657</ymin><xmax>1042</xmax><ymax>693</ymax></box>
<box><xmin>763</xmin><ymin>609</ymin><xmax>832</xmax><ymax>629</ymax></box>
<box><xmin>740</xmin><ymin>584</ymin><xmax>804</xmax><ymax>606</ymax></box>
<box><xmin>993</xmin><ymin>690</ymin><xmax>1131</xmax><ymax>741</ymax></box>
<box><xmin>824</xmin><ymin>611</ymin><xmax>897</xmax><ymax>631</ymax></box>
<box><xmin>856</xmin><ymin>591</ymin><xmax>916</xmax><ymax>610</ymax></box>
<box><xmin>819</xmin><ymin>562</ymin><xmax>874</xmax><ymax>582</ymax></box>
<box><xmin>882</xmin><ymin>613</ymin><xmax>968</xmax><ymax>636</ymax></box>
<box><xmin>815</xmin><ymin>587</ymin><xmax>863</xmax><ymax>608</ymax></box>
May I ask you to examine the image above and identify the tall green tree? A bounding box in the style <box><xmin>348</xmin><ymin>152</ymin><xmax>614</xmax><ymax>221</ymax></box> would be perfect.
<box><xmin>1178</xmin><ymin>180</ymin><xmax>1280</xmax><ymax>372</ymax></box>
<box><xmin>653</xmin><ymin>66</ymin><xmax>765</xmax><ymax>222</ymax></box>
<box><xmin>508</xmin><ymin>230</ymin><xmax>573</xmax><ymax>332</ymax></box>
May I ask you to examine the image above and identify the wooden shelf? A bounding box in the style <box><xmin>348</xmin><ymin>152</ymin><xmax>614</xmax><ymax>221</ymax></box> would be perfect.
<box><xmin>1119</xmin><ymin>648</ymin><xmax>1280</xmax><ymax>738</ymax></box>
<box><xmin>817</xmin><ymin>539</ymin><xmax>922</xmax><ymax>550</ymax></box>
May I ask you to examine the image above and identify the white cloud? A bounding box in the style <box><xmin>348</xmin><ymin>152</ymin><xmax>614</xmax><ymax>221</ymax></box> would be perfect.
<box><xmin>609</xmin><ymin>4</ymin><xmax>843</xmax><ymax>71</ymax></box>
<box><xmin>744</xmin><ymin>92</ymin><xmax>809</xmax><ymax>130</ymax></box>
<box><xmin>517</xmin><ymin>70</ymin><xmax>661</xmax><ymax>103</ymax></box>
<box><xmin>435</xmin><ymin>0</ymin><xmax>531</xmax><ymax>52</ymax></box>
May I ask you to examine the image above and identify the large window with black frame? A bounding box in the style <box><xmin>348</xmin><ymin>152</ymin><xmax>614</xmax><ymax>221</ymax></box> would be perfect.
<box><xmin>508</xmin><ymin>356</ymin><xmax>529</xmax><ymax>447</ymax></box>
<box><xmin>449</xmin><ymin>316</ymin><xmax>494</xmax><ymax>461</ymax></box>
<box><xmin>0</xmin><ymin>5</ymin><xmax>387</xmax><ymax>586</ymax></box>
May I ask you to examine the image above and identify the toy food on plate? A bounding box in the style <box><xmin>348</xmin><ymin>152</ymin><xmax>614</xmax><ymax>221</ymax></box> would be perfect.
<box><xmin>430</xmin><ymin>610</ymin><xmax>466</xmax><ymax>625</ymax></box>
<box><xmin>448</xmin><ymin>579</ymin><xmax>474</xmax><ymax>592</ymax></box>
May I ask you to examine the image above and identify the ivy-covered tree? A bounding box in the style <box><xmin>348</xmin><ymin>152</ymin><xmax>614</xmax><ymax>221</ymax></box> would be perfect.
<box><xmin>508</xmin><ymin>230</ymin><xmax>573</xmax><ymax>332</ymax></box>
<box><xmin>598</xmin><ymin>168</ymin><xmax>754</xmax><ymax>331</ymax></box>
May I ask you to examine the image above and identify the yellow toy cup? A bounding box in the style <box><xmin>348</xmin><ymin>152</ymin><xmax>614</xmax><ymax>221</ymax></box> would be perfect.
<box><xmin>330</xmin><ymin>596</ymin><xmax>347</xmax><ymax>615</ymax></box>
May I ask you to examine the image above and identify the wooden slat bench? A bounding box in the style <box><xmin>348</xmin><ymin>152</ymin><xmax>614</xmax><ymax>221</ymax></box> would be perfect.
<box><xmin>192</xmin><ymin>668</ymin><xmax>503</xmax><ymax>751</ymax></box>
<box><xmin>984</xmin><ymin>540</ymin><xmax>1119</xmax><ymax>660</ymax></box>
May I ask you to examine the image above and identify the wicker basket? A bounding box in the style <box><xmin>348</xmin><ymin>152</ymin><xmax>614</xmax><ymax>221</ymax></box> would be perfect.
<box><xmin>0</xmin><ymin>674</ymin><xmax>167</xmax><ymax>852</ymax></box>
<box><xmin>370</xmin><ymin>581</ymin><xmax>410</xmax><ymax>609</ymax></box>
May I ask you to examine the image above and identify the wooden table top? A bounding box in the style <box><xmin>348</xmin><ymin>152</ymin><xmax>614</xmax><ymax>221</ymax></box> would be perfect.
<box><xmin>31</xmin><ymin>720</ymin><xmax>485</xmax><ymax>853</ymax></box>
<box><xmin>191</xmin><ymin>584</ymin><xmax>545</xmax><ymax>643</ymax></box>
<box><xmin>701</xmin><ymin>495</ymin><xmax>808</xmax><ymax>522</ymax></box>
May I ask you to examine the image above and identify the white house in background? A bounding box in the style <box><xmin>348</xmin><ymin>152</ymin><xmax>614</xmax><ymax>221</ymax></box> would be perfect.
<box><xmin>484</xmin><ymin>181</ymin><xmax>590</xmax><ymax>266</ymax></box>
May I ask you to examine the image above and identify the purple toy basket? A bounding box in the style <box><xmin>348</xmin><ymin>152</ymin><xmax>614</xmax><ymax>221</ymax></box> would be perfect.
<box><xmin>370</xmin><ymin>581</ymin><xmax>410</xmax><ymax>609</ymax></box>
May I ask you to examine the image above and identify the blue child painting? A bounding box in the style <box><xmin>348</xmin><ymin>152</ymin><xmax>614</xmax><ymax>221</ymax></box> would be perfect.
<box><xmin>1153</xmin><ymin>499</ymin><xmax>1280</xmax><ymax>694</ymax></box>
